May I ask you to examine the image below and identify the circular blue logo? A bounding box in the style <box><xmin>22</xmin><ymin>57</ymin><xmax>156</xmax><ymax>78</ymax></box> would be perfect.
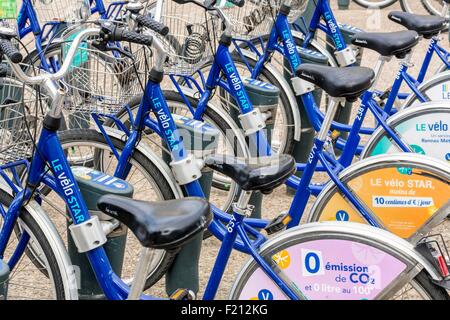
<box><xmin>258</xmin><ymin>289</ymin><xmax>273</xmax><ymax>300</ymax></box>
<box><xmin>336</xmin><ymin>210</ymin><xmax>349</xmax><ymax>221</ymax></box>
<box><xmin>446</xmin><ymin>153</ymin><xmax>450</xmax><ymax>162</ymax></box>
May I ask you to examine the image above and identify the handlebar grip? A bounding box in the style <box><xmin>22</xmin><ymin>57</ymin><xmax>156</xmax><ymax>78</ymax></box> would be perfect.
<box><xmin>0</xmin><ymin>39</ymin><xmax>23</xmax><ymax>64</ymax></box>
<box><xmin>227</xmin><ymin>0</ymin><xmax>245</xmax><ymax>7</ymax></box>
<box><xmin>104</xmin><ymin>25</ymin><xmax>153</xmax><ymax>46</ymax></box>
<box><xmin>135</xmin><ymin>14</ymin><xmax>169</xmax><ymax>37</ymax></box>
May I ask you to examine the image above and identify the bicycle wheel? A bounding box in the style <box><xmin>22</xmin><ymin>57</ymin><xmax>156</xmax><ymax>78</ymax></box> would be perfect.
<box><xmin>53</xmin><ymin>129</ymin><xmax>179</xmax><ymax>290</ymax></box>
<box><xmin>0</xmin><ymin>189</ymin><xmax>76</xmax><ymax>299</ymax></box>
<box><xmin>230</xmin><ymin>222</ymin><xmax>449</xmax><ymax>300</ymax></box>
<box><xmin>353</xmin><ymin>0</ymin><xmax>398</xmax><ymax>9</ymax></box>
<box><xmin>235</xmin><ymin>33</ymin><xmax>345</xmax><ymax>151</ymax></box>
<box><xmin>103</xmin><ymin>92</ymin><xmax>248</xmax><ymax>213</ymax></box>
<box><xmin>361</xmin><ymin>102</ymin><xmax>450</xmax><ymax>162</ymax></box>
<box><xmin>401</xmin><ymin>0</ymin><xmax>450</xmax><ymax>18</ymax></box>
<box><xmin>402</xmin><ymin>70</ymin><xmax>450</xmax><ymax>108</ymax></box>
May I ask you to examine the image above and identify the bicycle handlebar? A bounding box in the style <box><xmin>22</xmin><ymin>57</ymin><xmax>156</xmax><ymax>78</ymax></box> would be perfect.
<box><xmin>5</xmin><ymin>28</ymin><xmax>101</xmax><ymax>85</ymax></box>
<box><xmin>5</xmin><ymin>24</ymin><xmax>155</xmax><ymax>85</ymax></box>
<box><xmin>134</xmin><ymin>14</ymin><xmax>170</xmax><ymax>36</ymax></box>
<box><xmin>0</xmin><ymin>39</ymin><xmax>23</xmax><ymax>64</ymax></box>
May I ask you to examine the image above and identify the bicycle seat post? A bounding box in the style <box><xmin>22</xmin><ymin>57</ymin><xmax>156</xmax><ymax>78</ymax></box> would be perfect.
<box><xmin>317</xmin><ymin>98</ymin><xmax>343</xmax><ymax>142</ymax></box>
<box><xmin>370</xmin><ymin>56</ymin><xmax>391</xmax><ymax>90</ymax></box>
<box><xmin>441</xmin><ymin>1</ymin><xmax>449</xmax><ymax>18</ymax></box>
<box><xmin>233</xmin><ymin>191</ymin><xmax>254</xmax><ymax>217</ymax></box>
<box><xmin>128</xmin><ymin>247</ymin><xmax>154</xmax><ymax>300</ymax></box>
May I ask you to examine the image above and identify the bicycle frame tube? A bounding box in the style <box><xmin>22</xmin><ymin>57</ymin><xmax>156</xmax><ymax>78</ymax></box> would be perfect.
<box><xmin>384</xmin><ymin>63</ymin><xmax>430</xmax><ymax>115</ymax></box>
<box><xmin>93</xmin><ymin>77</ymin><xmax>271</xmax><ymax>251</ymax></box>
<box><xmin>93</xmin><ymin>79</ymin><xmax>299</xmax><ymax>300</ymax></box>
<box><xmin>200</xmin><ymin>43</ymin><xmax>272</xmax><ymax>157</ymax></box>
<box><xmin>302</xmin><ymin>0</ymin><xmax>347</xmax><ymax>51</ymax></box>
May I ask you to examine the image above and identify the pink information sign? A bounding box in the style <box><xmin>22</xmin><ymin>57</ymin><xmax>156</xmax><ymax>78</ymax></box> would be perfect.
<box><xmin>238</xmin><ymin>239</ymin><xmax>407</xmax><ymax>300</ymax></box>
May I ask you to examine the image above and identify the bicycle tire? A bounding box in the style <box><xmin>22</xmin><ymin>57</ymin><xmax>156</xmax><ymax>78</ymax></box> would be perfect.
<box><xmin>361</xmin><ymin>103</ymin><xmax>450</xmax><ymax>161</ymax></box>
<box><xmin>402</xmin><ymin>70</ymin><xmax>450</xmax><ymax>108</ymax></box>
<box><xmin>401</xmin><ymin>0</ymin><xmax>450</xmax><ymax>18</ymax></box>
<box><xmin>307</xmin><ymin>154</ymin><xmax>450</xmax><ymax>242</ymax></box>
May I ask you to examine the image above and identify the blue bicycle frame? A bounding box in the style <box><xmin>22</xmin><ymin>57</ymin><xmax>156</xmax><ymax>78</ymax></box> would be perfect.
<box><xmin>299</xmin><ymin>0</ymin><xmax>347</xmax><ymax>52</ymax></box>
<box><xmin>139</xmin><ymin>7</ymin><xmax>412</xmax><ymax>228</ymax></box>
<box><xmin>87</xmin><ymin>30</ymin><xmax>405</xmax><ymax>300</ymax></box>
<box><xmin>0</xmin><ymin>127</ymin><xmax>146</xmax><ymax>300</ymax></box>
<box><xmin>0</xmin><ymin>61</ymin><xmax>306</xmax><ymax>299</ymax></box>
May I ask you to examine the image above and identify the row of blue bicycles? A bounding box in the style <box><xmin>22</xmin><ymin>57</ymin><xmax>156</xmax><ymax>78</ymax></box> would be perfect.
<box><xmin>0</xmin><ymin>0</ymin><xmax>448</xmax><ymax>300</ymax></box>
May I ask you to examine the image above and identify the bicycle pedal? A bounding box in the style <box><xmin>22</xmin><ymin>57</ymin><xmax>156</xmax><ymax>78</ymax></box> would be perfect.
<box><xmin>264</xmin><ymin>213</ymin><xmax>291</xmax><ymax>235</ymax></box>
<box><xmin>170</xmin><ymin>289</ymin><xmax>196</xmax><ymax>301</ymax></box>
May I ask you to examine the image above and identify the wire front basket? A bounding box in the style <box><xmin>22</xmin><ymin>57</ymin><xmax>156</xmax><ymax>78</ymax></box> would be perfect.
<box><xmin>0</xmin><ymin>76</ymin><xmax>45</xmax><ymax>165</ymax></box>
<box><xmin>220</xmin><ymin>0</ymin><xmax>308</xmax><ymax>39</ymax></box>
<box><xmin>61</xmin><ymin>29</ymin><xmax>152</xmax><ymax>116</ymax></box>
<box><xmin>30</xmin><ymin>0</ymin><xmax>91</xmax><ymax>23</ymax></box>
<box><xmin>154</xmin><ymin>0</ymin><xmax>215</xmax><ymax>75</ymax></box>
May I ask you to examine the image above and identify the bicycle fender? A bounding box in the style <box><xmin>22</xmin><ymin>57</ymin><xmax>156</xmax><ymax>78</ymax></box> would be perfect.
<box><xmin>361</xmin><ymin>102</ymin><xmax>450</xmax><ymax>159</ymax></box>
<box><xmin>308</xmin><ymin>153</ymin><xmax>450</xmax><ymax>244</ymax></box>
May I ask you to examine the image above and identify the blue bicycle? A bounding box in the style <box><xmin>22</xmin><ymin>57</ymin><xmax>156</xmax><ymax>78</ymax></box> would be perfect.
<box><xmin>1</xmin><ymin>14</ymin><xmax>449</xmax><ymax>300</ymax></box>
<box><xmin>50</xmin><ymin>0</ymin><xmax>450</xmax><ymax>297</ymax></box>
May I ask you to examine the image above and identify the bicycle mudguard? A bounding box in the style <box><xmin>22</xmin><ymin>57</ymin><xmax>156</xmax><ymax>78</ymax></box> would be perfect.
<box><xmin>361</xmin><ymin>102</ymin><xmax>450</xmax><ymax>163</ymax></box>
<box><xmin>0</xmin><ymin>178</ymin><xmax>79</xmax><ymax>299</ymax></box>
<box><xmin>402</xmin><ymin>70</ymin><xmax>450</xmax><ymax>109</ymax></box>
<box><xmin>290</xmin><ymin>30</ymin><xmax>339</xmax><ymax>68</ymax></box>
<box><xmin>96</xmin><ymin>126</ymin><xmax>184</xmax><ymax>199</ymax></box>
<box><xmin>307</xmin><ymin>153</ymin><xmax>450</xmax><ymax>243</ymax></box>
<box><xmin>229</xmin><ymin>222</ymin><xmax>444</xmax><ymax>300</ymax></box>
